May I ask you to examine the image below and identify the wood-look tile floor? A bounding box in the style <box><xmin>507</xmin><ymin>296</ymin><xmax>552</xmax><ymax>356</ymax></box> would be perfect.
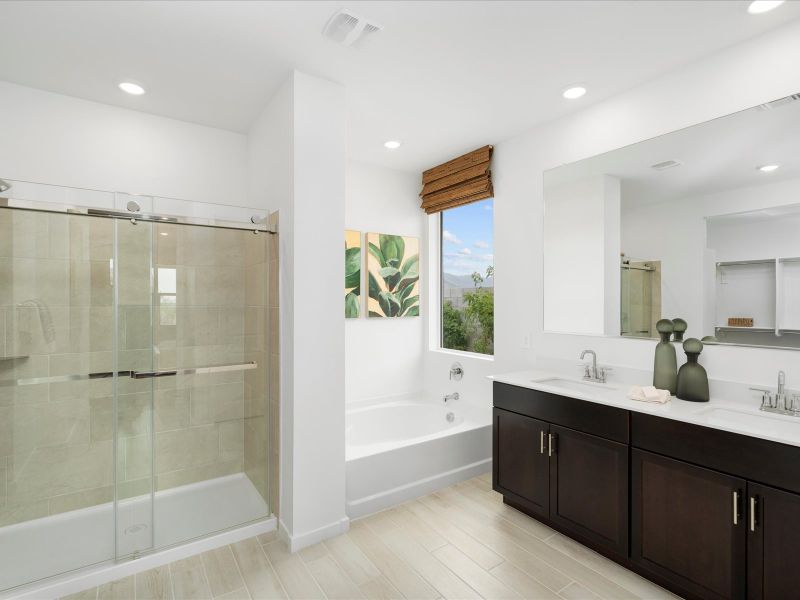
<box><xmin>63</xmin><ymin>474</ymin><xmax>680</xmax><ymax>600</ymax></box>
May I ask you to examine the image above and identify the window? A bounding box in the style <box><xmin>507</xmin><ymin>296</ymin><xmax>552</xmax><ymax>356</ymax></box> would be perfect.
<box><xmin>440</xmin><ymin>199</ymin><xmax>494</xmax><ymax>355</ymax></box>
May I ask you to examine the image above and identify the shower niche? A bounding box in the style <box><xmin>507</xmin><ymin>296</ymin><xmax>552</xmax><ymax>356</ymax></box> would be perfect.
<box><xmin>0</xmin><ymin>186</ymin><xmax>278</xmax><ymax>593</ymax></box>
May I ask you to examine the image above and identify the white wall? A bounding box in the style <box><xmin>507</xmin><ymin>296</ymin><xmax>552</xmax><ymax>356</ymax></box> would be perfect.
<box><xmin>248</xmin><ymin>71</ymin><xmax>347</xmax><ymax>550</ymax></box>
<box><xmin>345</xmin><ymin>161</ymin><xmax>424</xmax><ymax>403</ymax></box>
<box><xmin>544</xmin><ymin>175</ymin><xmax>620</xmax><ymax>335</ymax></box>
<box><xmin>464</xmin><ymin>17</ymin><xmax>800</xmax><ymax>392</ymax></box>
<box><xmin>0</xmin><ymin>81</ymin><xmax>247</xmax><ymax>204</ymax></box>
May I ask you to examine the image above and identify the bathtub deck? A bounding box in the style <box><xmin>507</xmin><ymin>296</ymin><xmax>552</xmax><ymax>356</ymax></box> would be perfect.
<box><xmin>62</xmin><ymin>474</ymin><xmax>676</xmax><ymax>600</ymax></box>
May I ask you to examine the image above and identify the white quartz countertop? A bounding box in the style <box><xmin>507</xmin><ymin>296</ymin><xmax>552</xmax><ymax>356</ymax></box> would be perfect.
<box><xmin>491</xmin><ymin>369</ymin><xmax>800</xmax><ymax>449</ymax></box>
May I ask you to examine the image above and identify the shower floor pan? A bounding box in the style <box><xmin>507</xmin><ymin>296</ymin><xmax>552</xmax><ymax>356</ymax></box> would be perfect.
<box><xmin>0</xmin><ymin>473</ymin><xmax>270</xmax><ymax>594</ymax></box>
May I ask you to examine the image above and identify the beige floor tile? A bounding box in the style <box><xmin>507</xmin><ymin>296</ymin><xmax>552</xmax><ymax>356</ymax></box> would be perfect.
<box><xmin>404</xmin><ymin>500</ymin><xmax>504</xmax><ymax>571</ymax></box>
<box><xmin>230</xmin><ymin>538</ymin><xmax>286</xmax><ymax>599</ymax></box>
<box><xmin>201</xmin><ymin>546</ymin><xmax>246</xmax><ymax>598</ymax></box>
<box><xmin>304</xmin><ymin>555</ymin><xmax>364</xmax><ymax>599</ymax></box>
<box><xmin>348</xmin><ymin>522</ymin><xmax>439</xmax><ymax>600</ymax></box>
<box><xmin>489</xmin><ymin>561</ymin><xmax>562</xmax><ymax>600</ymax></box>
<box><xmin>384</xmin><ymin>506</ymin><xmax>447</xmax><ymax>552</ymax></box>
<box><xmin>323</xmin><ymin>532</ymin><xmax>381</xmax><ymax>586</ymax></box>
<box><xmin>559</xmin><ymin>581</ymin><xmax>603</xmax><ymax>600</ymax></box>
<box><xmin>97</xmin><ymin>576</ymin><xmax>135</xmax><ymax>600</ymax></box>
<box><xmin>257</xmin><ymin>531</ymin><xmax>279</xmax><ymax>546</ymax></box>
<box><xmin>215</xmin><ymin>588</ymin><xmax>252</xmax><ymax>600</ymax></box>
<box><xmin>263</xmin><ymin>541</ymin><xmax>325</xmax><ymax>600</ymax></box>
<box><xmin>171</xmin><ymin>555</ymin><xmax>212</xmax><ymax>600</ymax></box>
<box><xmin>432</xmin><ymin>544</ymin><xmax>521</xmax><ymax>599</ymax></box>
<box><xmin>135</xmin><ymin>566</ymin><xmax>174</xmax><ymax>600</ymax></box>
<box><xmin>297</xmin><ymin>543</ymin><xmax>328</xmax><ymax>563</ymax></box>
<box><xmin>372</xmin><ymin>524</ymin><xmax>480</xmax><ymax>600</ymax></box>
<box><xmin>357</xmin><ymin>576</ymin><xmax>404</xmax><ymax>600</ymax></box>
<box><xmin>419</xmin><ymin>493</ymin><xmax>571</xmax><ymax>593</ymax></box>
<box><xmin>545</xmin><ymin>533</ymin><xmax>678</xmax><ymax>599</ymax></box>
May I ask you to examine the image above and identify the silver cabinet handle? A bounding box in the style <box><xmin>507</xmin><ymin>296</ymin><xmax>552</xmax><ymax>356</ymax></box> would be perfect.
<box><xmin>750</xmin><ymin>496</ymin><xmax>757</xmax><ymax>532</ymax></box>
<box><xmin>548</xmin><ymin>433</ymin><xmax>555</xmax><ymax>457</ymax></box>
<box><xmin>540</xmin><ymin>431</ymin><xmax>545</xmax><ymax>454</ymax></box>
<box><xmin>130</xmin><ymin>361</ymin><xmax>257</xmax><ymax>379</ymax></box>
<box><xmin>733</xmin><ymin>491</ymin><xmax>740</xmax><ymax>525</ymax></box>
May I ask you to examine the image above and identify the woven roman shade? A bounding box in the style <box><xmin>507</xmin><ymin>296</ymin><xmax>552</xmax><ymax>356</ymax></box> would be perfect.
<box><xmin>420</xmin><ymin>145</ymin><xmax>493</xmax><ymax>214</ymax></box>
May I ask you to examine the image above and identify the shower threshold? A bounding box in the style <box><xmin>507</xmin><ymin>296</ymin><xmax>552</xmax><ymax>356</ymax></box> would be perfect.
<box><xmin>1</xmin><ymin>473</ymin><xmax>274</xmax><ymax>598</ymax></box>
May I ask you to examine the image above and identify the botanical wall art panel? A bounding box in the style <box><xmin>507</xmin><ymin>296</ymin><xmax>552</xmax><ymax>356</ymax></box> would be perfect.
<box><xmin>345</xmin><ymin>229</ymin><xmax>361</xmax><ymax>318</ymax></box>
<box><xmin>366</xmin><ymin>233</ymin><xmax>420</xmax><ymax>317</ymax></box>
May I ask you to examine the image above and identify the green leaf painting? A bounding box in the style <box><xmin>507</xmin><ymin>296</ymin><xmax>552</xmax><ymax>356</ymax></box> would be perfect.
<box><xmin>345</xmin><ymin>230</ymin><xmax>361</xmax><ymax>318</ymax></box>
<box><xmin>366</xmin><ymin>233</ymin><xmax>420</xmax><ymax>318</ymax></box>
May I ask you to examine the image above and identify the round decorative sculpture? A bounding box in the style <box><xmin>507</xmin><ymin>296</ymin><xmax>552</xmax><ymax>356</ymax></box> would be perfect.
<box><xmin>677</xmin><ymin>338</ymin><xmax>710</xmax><ymax>402</ymax></box>
<box><xmin>653</xmin><ymin>319</ymin><xmax>677</xmax><ymax>395</ymax></box>
<box><xmin>671</xmin><ymin>318</ymin><xmax>688</xmax><ymax>342</ymax></box>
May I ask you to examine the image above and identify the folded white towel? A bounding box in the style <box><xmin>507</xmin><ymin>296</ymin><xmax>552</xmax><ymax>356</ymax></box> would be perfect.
<box><xmin>628</xmin><ymin>385</ymin><xmax>671</xmax><ymax>404</ymax></box>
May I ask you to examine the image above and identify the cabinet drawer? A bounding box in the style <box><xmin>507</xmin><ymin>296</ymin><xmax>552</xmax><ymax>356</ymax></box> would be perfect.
<box><xmin>493</xmin><ymin>382</ymin><xmax>629</xmax><ymax>444</ymax></box>
<box><xmin>631</xmin><ymin>413</ymin><xmax>800</xmax><ymax>495</ymax></box>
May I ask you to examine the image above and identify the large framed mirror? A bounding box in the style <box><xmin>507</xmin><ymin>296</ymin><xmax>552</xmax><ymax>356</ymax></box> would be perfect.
<box><xmin>543</xmin><ymin>92</ymin><xmax>800</xmax><ymax>350</ymax></box>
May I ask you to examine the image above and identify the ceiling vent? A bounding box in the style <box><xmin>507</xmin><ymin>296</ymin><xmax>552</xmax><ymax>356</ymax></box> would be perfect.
<box><xmin>756</xmin><ymin>93</ymin><xmax>800</xmax><ymax>111</ymax></box>
<box><xmin>650</xmin><ymin>159</ymin><xmax>683</xmax><ymax>171</ymax></box>
<box><xmin>323</xmin><ymin>9</ymin><xmax>383</xmax><ymax>47</ymax></box>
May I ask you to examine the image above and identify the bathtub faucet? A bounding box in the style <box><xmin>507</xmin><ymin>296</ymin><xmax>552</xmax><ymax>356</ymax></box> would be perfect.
<box><xmin>443</xmin><ymin>392</ymin><xmax>460</xmax><ymax>404</ymax></box>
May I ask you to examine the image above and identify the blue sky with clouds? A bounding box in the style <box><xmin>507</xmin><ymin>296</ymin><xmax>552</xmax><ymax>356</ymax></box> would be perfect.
<box><xmin>442</xmin><ymin>198</ymin><xmax>494</xmax><ymax>276</ymax></box>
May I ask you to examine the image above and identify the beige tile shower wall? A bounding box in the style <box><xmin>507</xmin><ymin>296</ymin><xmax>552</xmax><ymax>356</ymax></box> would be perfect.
<box><xmin>0</xmin><ymin>209</ymin><xmax>118</xmax><ymax>526</ymax></box>
<box><xmin>0</xmin><ymin>209</ymin><xmax>262</xmax><ymax>527</ymax></box>
<box><xmin>149</xmin><ymin>223</ymin><xmax>251</xmax><ymax>496</ymax></box>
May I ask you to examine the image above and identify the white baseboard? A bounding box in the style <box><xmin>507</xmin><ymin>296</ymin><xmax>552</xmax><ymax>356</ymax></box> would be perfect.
<box><xmin>281</xmin><ymin>516</ymin><xmax>350</xmax><ymax>553</ymax></box>
<box><xmin>346</xmin><ymin>458</ymin><xmax>491</xmax><ymax>519</ymax></box>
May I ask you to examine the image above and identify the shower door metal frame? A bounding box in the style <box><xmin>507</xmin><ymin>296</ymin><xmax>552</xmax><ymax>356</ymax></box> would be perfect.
<box><xmin>0</xmin><ymin>197</ymin><xmax>277</xmax><ymax>234</ymax></box>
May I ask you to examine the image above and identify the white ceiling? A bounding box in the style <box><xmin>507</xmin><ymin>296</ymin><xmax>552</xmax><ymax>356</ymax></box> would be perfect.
<box><xmin>0</xmin><ymin>1</ymin><xmax>798</xmax><ymax>172</ymax></box>
<box><xmin>544</xmin><ymin>93</ymin><xmax>800</xmax><ymax>207</ymax></box>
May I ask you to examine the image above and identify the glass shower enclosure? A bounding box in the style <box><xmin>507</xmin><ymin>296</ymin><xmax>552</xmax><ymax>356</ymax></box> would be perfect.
<box><xmin>0</xmin><ymin>198</ymin><xmax>275</xmax><ymax>592</ymax></box>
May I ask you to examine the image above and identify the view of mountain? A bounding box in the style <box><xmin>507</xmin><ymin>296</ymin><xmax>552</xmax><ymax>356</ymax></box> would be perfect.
<box><xmin>443</xmin><ymin>272</ymin><xmax>494</xmax><ymax>290</ymax></box>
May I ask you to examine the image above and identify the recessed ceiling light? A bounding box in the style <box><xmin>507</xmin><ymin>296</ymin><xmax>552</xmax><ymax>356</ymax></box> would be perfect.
<box><xmin>747</xmin><ymin>1</ymin><xmax>784</xmax><ymax>14</ymax></box>
<box><xmin>159</xmin><ymin>232</ymin><xmax>169</xmax><ymax>236</ymax></box>
<box><xmin>758</xmin><ymin>164</ymin><xmax>781</xmax><ymax>172</ymax></box>
<box><xmin>562</xmin><ymin>86</ymin><xmax>587</xmax><ymax>100</ymax></box>
<box><xmin>119</xmin><ymin>81</ymin><xmax>146</xmax><ymax>96</ymax></box>
<box><xmin>384</xmin><ymin>140</ymin><xmax>401</xmax><ymax>149</ymax></box>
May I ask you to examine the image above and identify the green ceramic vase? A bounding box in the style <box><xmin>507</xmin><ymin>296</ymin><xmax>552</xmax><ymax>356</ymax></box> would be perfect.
<box><xmin>677</xmin><ymin>338</ymin><xmax>710</xmax><ymax>402</ymax></box>
<box><xmin>653</xmin><ymin>319</ymin><xmax>677</xmax><ymax>395</ymax></box>
<box><xmin>672</xmin><ymin>318</ymin><xmax>687</xmax><ymax>342</ymax></box>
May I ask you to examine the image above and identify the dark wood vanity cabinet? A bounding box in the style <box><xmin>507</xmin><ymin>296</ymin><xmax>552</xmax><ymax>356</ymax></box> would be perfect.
<box><xmin>631</xmin><ymin>449</ymin><xmax>746</xmax><ymax>600</ymax></box>
<box><xmin>747</xmin><ymin>483</ymin><xmax>800</xmax><ymax>600</ymax></box>
<box><xmin>493</xmin><ymin>382</ymin><xmax>800</xmax><ymax>600</ymax></box>
<box><xmin>549</xmin><ymin>425</ymin><xmax>628</xmax><ymax>555</ymax></box>
<box><xmin>493</xmin><ymin>383</ymin><xmax>630</xmax><ymax>557</ymax></box>
<box><xmin>493</xmin><ymin>409</ymin><xmax>550</xmax><ymax>517</ymax></box>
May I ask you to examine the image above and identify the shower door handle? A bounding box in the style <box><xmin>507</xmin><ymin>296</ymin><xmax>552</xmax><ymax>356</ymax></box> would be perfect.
<box><xmin>130</xmin><ymin>361</ymin><xmax>257</xmax><ymax>379</ymax></box>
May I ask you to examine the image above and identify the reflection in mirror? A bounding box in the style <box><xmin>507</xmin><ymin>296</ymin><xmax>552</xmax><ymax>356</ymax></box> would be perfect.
<box><xmin>543</xmin><ymin>92</ymin><xmax>800</xmax><ymax>349</ymax></box>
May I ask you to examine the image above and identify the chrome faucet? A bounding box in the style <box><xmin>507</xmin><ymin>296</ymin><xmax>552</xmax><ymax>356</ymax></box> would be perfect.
<box><xmin>580</xmin><ymin>349</ymin><xmax>608</xmax><ymax>383</ymax></box>
<box><xmin>752</xmin><ymin>370</ymin><xmax>799</xmax><ymax>416</ymax></box>
<box><xmin>443</xmin><ymin>392</ymin><xmax>460</xmax><ymax>404</ymax></box>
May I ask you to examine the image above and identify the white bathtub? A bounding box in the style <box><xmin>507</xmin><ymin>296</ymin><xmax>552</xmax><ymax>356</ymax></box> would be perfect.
<box><xmin>345</xmin><ymin>397</ymin><xmax>492</xmax><ymax>518</ymax></box>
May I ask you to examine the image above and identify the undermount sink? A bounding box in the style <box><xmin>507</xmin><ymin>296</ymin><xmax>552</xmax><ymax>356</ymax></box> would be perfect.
<box><xmin>696</xmin><ymin>407</ymin><xmax>800</xmax><ymax>438</ymax></box>
<box><xmin>532</xmin><ymin>377</ymin><xmax>617</xmax><ymax>393</ymax></box>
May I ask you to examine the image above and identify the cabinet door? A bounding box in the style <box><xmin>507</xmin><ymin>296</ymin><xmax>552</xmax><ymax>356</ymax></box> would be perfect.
<box><xmin>747</xmin><ymin>482</ymin><xmax>800</xmax><ymax>600</ymax></box>
<box><xmin>492</xmin><ymin>408</ymin><xmax>549</xmax><ymax>517</ymax></box>
<box><xmin>549</xmin><ymin>425</ymin><xmax>628</xmax><ymax>555</ymax></box>
<box><xmin>632</xmin><ymin>449</ymin><xmax>746</xmax><ymax>600</ymax></box>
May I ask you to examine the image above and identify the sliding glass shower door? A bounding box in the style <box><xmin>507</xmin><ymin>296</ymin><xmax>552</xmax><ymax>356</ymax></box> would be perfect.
<box><xmin>0</xmin><ymin>205</ymin><xmax>271</xmax><ymax>592</ymax></box>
